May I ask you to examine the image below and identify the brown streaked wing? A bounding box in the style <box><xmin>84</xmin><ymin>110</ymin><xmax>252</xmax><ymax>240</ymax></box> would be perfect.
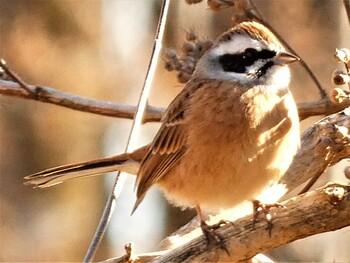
<box><xmin>132</xmin><ymin>81</ymin><xmax>202</xmax><ymax>211</ymax></box>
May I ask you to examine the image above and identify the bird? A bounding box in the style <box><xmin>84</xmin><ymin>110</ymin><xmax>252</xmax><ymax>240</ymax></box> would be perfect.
<box><xmin>25</xmin><ymin>21</ymin><xmax>300</xmax><ymax>237</ymax></box>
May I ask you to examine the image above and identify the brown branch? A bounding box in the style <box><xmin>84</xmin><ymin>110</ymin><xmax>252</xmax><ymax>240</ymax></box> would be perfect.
<box><xmin>99</xmin><ymin>183</ymin><xmax>350</xmax><ymax>263</ymax></box>
<box><xmin>298</xmin><ymin>97</ymin><xmax>350</xmax><ymax>120</ymax></box>
<box><xmin>0</xmin><ymin>59</ymin><xmax>35</xmax><ymax>95</ymax></box>
<box><xmin>1</xmin><ymin>80</ymin><xmax>349</xmax><ymax>123</ymax></box>
<box><xmin>280</xmin><ymin>108</ymin><xmax>350</xmax><ymax>195</ymax></box>
<box><xmin>0</xmin><ymin>80</ymin><xmax>163</xmax><ymax>123</ymax></box>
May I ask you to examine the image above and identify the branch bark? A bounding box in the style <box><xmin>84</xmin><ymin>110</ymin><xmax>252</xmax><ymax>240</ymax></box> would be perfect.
<box><xmin>100</xmin><ymin>183</ymin><xmax>350</xmax><ymax>263</ymax></box>
<box><xmin>298</xmin><ymin>98</ymin><xmax>350</xmax><ymax>120</ymax></box>
<box><xmin>0</xmin><ymin>80</ymin><xmax>164</xmax><ymax>123</ymax></box>
<box><xmin>281</xmin><ymin>107</ymin><xmax>350</xmax><ymax>194</ymax></box>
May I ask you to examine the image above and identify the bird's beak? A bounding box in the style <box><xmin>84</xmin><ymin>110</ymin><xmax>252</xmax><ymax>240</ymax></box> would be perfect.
<box><xmin>274</xmin><ymin>52</ymin><xmax>300</xmax><ymax>65</ymax></box>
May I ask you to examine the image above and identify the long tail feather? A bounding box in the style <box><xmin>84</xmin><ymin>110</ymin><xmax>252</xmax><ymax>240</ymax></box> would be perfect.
<box><xmin>24</xmin><ymin>148</ymin><xmax>147</xmax><ymax>188</ymax></box>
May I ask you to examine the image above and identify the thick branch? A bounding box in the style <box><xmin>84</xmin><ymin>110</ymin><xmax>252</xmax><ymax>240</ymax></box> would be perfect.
<box><xmin>1</xmin><ymin>80</ymin><xmax>349</xmax><ymax>122</ymax></box>
<box><xmin>100</xmin><ymin>183</ymin><xmax>350</xmax><ymax>263</ymax></box>
<box><xmin>281</xmin><ymin>107</ymin><xmax>350</xmax><ymax>194</ymax></box>
<box><xmin>0</xmin><ymin>80</ymin><xmax>163</xmax><ymax>123</ymax></box>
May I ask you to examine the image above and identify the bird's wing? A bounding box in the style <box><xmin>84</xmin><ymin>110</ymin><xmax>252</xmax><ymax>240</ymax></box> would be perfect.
<box><xmin>132</xmin><ymin>81</ymin><xmax>200</xmax><ymax>212</ymax></box>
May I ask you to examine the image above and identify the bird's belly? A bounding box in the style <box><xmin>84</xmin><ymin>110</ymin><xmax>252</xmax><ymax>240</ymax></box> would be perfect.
<box><xmin>157</xmin><ymin>123</ymin><xmax>298</xmax><ymax>213</ymax></box>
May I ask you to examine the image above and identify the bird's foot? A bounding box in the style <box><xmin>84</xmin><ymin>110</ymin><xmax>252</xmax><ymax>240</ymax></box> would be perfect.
<box><xmin>252</xmin><ymin>199</ymin><xmax>285</xmax><ymax>237</ymax></box>
<box><xmin>200</xmin><ymin>219</ymin><xmax>231</xmax><ymax>255</ymax></box>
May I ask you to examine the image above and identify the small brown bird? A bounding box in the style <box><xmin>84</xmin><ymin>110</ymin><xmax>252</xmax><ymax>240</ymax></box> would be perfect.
<box><xmin>25</xmin><ymin>21</ymin><xmax>300</xmax><ymax>234</ymax></box>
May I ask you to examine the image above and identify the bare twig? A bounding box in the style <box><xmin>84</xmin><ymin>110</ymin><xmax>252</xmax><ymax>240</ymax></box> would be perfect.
<box><xmin>246</xmin><ymin>0</ymin><xmax>264</xmax><ymax>20</ymax></box>
<box><xmin>298</xmin><ymin>172</ymin><xmax>324</xmax><ymax>195</ymax></box>
<box><xmin>0</xmin><ymin>80</ymin><xmax>164</xmax><ymax>122</ymax></box>
<box><xmin>344</xmin><ymin>0</ymin><xmax>350</xmax><ymax>25</ymax></box>
<box><xmin>297</xmin><ymin>97</ymin><xmax>350</xmax><ymax>120</ymax></box>
<box><xmin>82</xmin><ymin>1</ymin><xmax>171</xmax><ymax>262</ymax></box>
<box><xmin>0</xmin><ymin>59</ymin><xmax>35</xmax><ymax>95</ymax></box>
<box><xmin>99</xmin><ymin>183</ymin><xmax>350</xmax><ymax>263</ymax></box>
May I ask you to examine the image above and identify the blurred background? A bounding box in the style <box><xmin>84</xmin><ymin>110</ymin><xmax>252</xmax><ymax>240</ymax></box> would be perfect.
<box><xmin>0</xmin><ymin>0</ymin><xmax>349</xmax><ymax>261</ymax></box>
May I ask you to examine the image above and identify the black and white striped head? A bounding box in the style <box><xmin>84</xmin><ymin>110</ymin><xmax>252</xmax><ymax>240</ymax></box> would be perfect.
<box><xmin>194</xmin><ymin>21</ymin><xmax>299</xmax><ymax>88</ymax></box>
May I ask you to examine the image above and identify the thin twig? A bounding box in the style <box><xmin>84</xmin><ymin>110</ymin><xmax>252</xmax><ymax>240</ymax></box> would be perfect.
<box><xmin>0</xmin><ymin>59</ymin><xmax>35</xmax><ymax>95</ymax></box>
<box><xmin>0</xmin><ymin>80</ymin><xmax>164</xmax><ymax>122</ymax></box>
<box><xmin>82</xmin><ymin>1</ymin><xmax>171</xmax><ymax>261</ymax></box>
<box><xmin>246</xmin><ymin>0</ymin><xmax>264</xmax><ymax>20</ymax></box>
<box><xmin>297</xmin><ymin>98</ymin><xmax>350</xmax><ymax>120</ymax></box>
<box><xmin>247</xmin><ymin>11</ymin><xmax>328</xmax><ymax>99</ymax></box>
<box><xmin>344</xmin><ymin>0</ymin><xmax>350</xmax><ymax>25</ymax></box>
<box><xmin>298</xmin><ymin>173</ymin><xmax>323</xmax><ymax>195</ymax></box>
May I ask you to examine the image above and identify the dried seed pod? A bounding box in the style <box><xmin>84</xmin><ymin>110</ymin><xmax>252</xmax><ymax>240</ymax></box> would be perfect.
<box><xmin>163</xmin><ymin>29</ymin><xmax>214</xmax><ymax>84</ymax></box>
<box><xmin>334</xmin><ymin>48</ymin><xmax>350</xmax><ymax>64</ymax></box>
<box><xmin>329</xmin><ymin>88</ymin><xmax>348</xmax><ymax>104</ymax></box>
<box><xmin>173</xmin><ymin>61</ymin><xmax>183</xmax><ymax>71</ymax></box>
<box><xmin>177</xmin><ymin>71</ymin><xmax>192</xmax><ymax>83</ymax></box>
<box><xmin>182</xmin><ymin>41</ymin><xmax>197</xmax><ymax>55</ymax></box>
<box><xmin>198</xmin><ymin>40</ymin><xmax>214</xmax><ymax>54</ymax></box>
<box><xmin>182</xmin><ymin>60</ymin><xmax>195</xmax><ymax>72</ymax></box>
<box><xmin>184</xmin><ymin>56</ymin><xmax>196</xmax><ymax>64</ymax></box>
<box><xmin>164</xmin><ymin>61</ymin><xmax>175</xmax><ymax>71</ymax></box>
<box><xmin>186</xmin><ymin>30</ymin><xmax>197</xmax><ymax>42</ymax></box>
<box><xmin>332</xmin><ymin>72</ymin><xmax>350</xmax><ymax>86</ymax></box>
<box><xmin>164</xmin><ymin>48</ymin><xmax>178</xmax><ymax>60</ymax></box>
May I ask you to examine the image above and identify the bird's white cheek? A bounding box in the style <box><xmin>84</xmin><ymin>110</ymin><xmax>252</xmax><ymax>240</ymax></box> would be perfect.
<box><xmin>270</xmin><ymin>66</ymin><xmax>291</xmax><ymax>88</ymax></box>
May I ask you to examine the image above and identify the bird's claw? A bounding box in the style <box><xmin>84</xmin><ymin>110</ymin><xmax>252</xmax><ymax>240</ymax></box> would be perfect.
<box><xmin>200</xmin><ymin>219</ymin><xmax>231</xmax><ymax>255</ymax></box>
<box><xmin>252</xmin><ymin>199</ymin><xmax>285</xmax><ymax>237</ymax></box>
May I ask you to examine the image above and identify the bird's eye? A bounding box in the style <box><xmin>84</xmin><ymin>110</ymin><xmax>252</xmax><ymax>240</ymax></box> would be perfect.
<box><xmin>219</xmin><ymin>54</ymin><xmax>246</xmax><ymax>73</ymax></box>
<box><xmin>242</xmin><ymin>48</ymin><xmax>258</xmax><ymax>65</ymax></box>
<box><xmin>259</xmin><ymin>49</ymin><xmax>276</xmax><ymax>59</ymax></box>
<box><xmin>243</xmin><ymin>48</ymin><xmax>258</xmax><ymax>59</ymax></box>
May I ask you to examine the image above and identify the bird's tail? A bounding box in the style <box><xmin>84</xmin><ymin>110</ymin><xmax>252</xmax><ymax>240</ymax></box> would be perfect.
<box><xmin>24</xmin><ymin>146</ymin><xmax>148</xmax><ymax>188</ymax></box>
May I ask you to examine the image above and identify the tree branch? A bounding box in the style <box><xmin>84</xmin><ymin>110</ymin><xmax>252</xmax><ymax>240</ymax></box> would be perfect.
<box><xmin>99</xmin><ymin>183</ymin><xmax>350</xmax><ymax>263</ymax></box>
<box><xmin>1</xmin><ymin>80</ymin><xmax>349</xmax><ymax>122</ymax></box>
<box><xmin>298</xmin><ymin>98</ymin><xmax>350</xmax><ymax>120</ymax></box>
<box><xmin>344</xmin><ymin>0</ymin><xmax>350</xmax><ymax>25</ymax></box>
<box><xmin>0</xmin><ymin>79</ymin><xmax>163</xmax><ymax>123</ymax></box>
<box><xmin>281</xmin><ymin>107</ymin><xmax>350</xmax><ymax>195</ymax></box>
